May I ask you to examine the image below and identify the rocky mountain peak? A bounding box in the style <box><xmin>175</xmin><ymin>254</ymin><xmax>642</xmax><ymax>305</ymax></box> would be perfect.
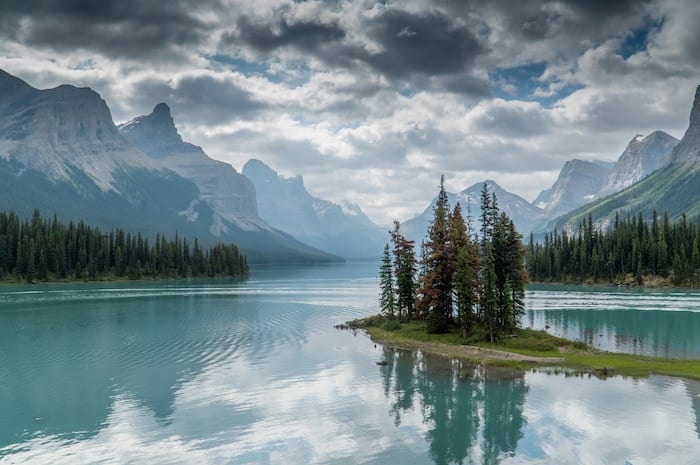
<box><xmin>118</xmin><ymin>103</ymin><xmax>184</xmax><ymax>155</ymax></box>
<box><xmin>663</xmin><ymin>85</ymin><xmax>700</xmax><ymax>166</ymax></box>
<box><xmin>242</xmin><ymin>159</ymin><xmax>278</xmax><ymax>182</ymax></box>
<box><xmin>598</xmin><ymin>130</ymin><xmax>678</xmax><ymax>198</ymax></box>
<box><xmin>153</xmin><ymin>102</ymin><xmax>171</xmax><ymax>116</ymax></box>
<box><xmin>690</xmin><ymin>85</ymin><xmax>700</xmax><ymax>129</ymax></box>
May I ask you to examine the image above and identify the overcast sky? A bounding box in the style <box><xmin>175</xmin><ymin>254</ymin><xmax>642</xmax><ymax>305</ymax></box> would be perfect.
<box><xmin>1</xmin><ymin>0</ymin><xmax>698</xmax><ymax>224</ymax></box>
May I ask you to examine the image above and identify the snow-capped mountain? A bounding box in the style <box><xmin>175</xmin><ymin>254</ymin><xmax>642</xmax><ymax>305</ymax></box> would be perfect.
<box><xmin>597</xmin><ymin>131</ymin><xmax>678</xmax><ymax>197</ymax></box>
<box><xmin>401</xmin><ymin>180</ymin><xmax>543</xmax><ymax>244</ymax></box>
<box><xmin>242</xmin><ymin>159</ymin><xmax>386</xmax><ymax>259</ymax></box>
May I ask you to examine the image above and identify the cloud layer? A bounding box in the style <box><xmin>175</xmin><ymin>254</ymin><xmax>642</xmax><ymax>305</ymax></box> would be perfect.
<box><xmin>0</xmin><ymin>0</ymin><xmax>698</xmax><ymax>223</ymax></box>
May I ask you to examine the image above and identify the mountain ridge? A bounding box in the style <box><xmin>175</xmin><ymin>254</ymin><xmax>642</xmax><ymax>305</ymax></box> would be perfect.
<box><xmin>242</xmin><ymin>158</ymin><xmax>385</xmax><ymax>259</ymax></box>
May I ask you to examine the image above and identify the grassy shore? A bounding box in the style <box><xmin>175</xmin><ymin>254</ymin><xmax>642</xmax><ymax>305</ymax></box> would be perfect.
<box><xmin>341</xmin><ymin>315</ymin><xmax>700</xmax><ymax>380</ymax></box>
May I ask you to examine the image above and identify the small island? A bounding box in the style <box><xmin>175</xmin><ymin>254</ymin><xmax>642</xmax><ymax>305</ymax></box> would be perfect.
<box><xmin>343</xmin><ymin>179</ymin><xmax>700</xmax><ymax>381</ymax></box>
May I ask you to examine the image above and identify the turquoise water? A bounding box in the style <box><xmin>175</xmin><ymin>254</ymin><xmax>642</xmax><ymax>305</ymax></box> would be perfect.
<box><xmin>526</xmin><ymin>284</ymin><xmax>700</xmax><ymax>359</ymax></box>
<box><xmin>0</xmin><ymin>264</ymin><xmax>699</xmax><ymax>464</ymax></box>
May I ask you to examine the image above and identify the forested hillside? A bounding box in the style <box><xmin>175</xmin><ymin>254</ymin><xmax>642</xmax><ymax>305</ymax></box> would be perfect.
<box><xmin>529</xmin><ymin>212</ymin><xmax>700</xmax><ymax>286</ymax></box>
<box><xmin>0</xmin><ymin>210</ymin><xmax>248</xmax><ymax>282</ymax></box>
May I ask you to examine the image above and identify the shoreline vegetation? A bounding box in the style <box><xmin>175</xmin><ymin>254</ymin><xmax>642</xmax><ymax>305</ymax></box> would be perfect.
<box><xmin>0</xmin><ymin>209</ymin><xmax>249</xmax><ymax>283</ymax></box>
<box><xmin>338</xmin><ymin>314</ymin><xmax>700</xmax><ymax>381</ymax></box>
<box><xmin>528</xmin><ymin>211</ymin><xmax>700</xmax><ymax>288</ymax></box>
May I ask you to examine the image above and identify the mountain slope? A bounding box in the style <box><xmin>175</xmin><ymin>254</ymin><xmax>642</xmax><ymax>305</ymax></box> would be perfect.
<box><xmin>117</xmin><ymin>103</ymin><xmax>339</xmax><ymax>263</ymax></box>
<box><xmin>0</xmin><ymin>69</ymin><xmax>207</xmax><ymax>235</ymax></box>
<box><xmin>538</xmin><ymin>159</ymin><xmax>611</xmax><ymax>219</ymax></box>
<box><xmin>0</xmin><ymin>69</ymin><xmax>336</xmax><ymax>263</ymax></box>
<box><xmin>242</xmin><ymin>159</ymin><xmax>386</xmax><ymax>259</ymax></box>
<box><xmin>597</xmin><ymin>131</ymin><xmax>678</xmax><ymax>197</ymax></box>
<box><xmin>401</xmin><ymin>180</ymin><xmax>542</xmax><ymax>244</ymax></box>
<box><xmin>120</xmin><ymin>103</ymin><xmax>261</xmax><ymax>234</ymax></box>
<box><xmin>553</xmin><ymin>85</ymin><xmax>700</xmax><ymax>232</ymax></box>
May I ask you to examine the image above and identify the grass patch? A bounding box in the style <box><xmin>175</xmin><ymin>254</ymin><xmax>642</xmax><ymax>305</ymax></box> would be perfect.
<box><xmin>341</xmin><ymin>315</ymin><xmax>700</xmax><ymax>380</ymax></box>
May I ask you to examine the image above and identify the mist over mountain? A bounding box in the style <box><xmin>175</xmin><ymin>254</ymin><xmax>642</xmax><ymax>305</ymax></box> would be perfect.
<box><xmin>0</xmin><ymin>69</ymin><xmax>337</xmax><ymax>263</ymax></box>
<box><xmin>242</xmin><ymin>159</ymin><xmax>385</xmax><ymax>259</ymax></box>
<box><xmin>535</xmin><ymin>159</ymin><xmax>612</xmax><ymax>219</ymax></box>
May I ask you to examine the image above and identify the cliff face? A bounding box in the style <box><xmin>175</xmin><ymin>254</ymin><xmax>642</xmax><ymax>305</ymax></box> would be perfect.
<box><xmin>0</xmin><ymin>70</ymin><xmax>157</xmax><ymax>193</ymax></box>
<box><xmin>119</xmin><ymin>103</ymin><xmax>260</xmax><ymax>235</ymax></box>
<box><xmin>0</xmin><ymin>69</ymin><xmax>338</xmax><ymax>263</ymax></box>
<box><xmin>598</xmin><ymin>131</ymin><xmax>678</xmax><ymax>197</ymax></box>
<box><xmin>665</xmin><ymin>86</ymin><xmax>700</xmax><ymax>167</ymax></box>
<box><xmin>541</xmin><ymin>160</ymin><xmax>611</xmax><ymax>218</ymax></box>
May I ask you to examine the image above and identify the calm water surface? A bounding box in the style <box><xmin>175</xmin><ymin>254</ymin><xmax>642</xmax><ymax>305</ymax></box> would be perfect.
<box><xmin>1</xmin><ymin>263</ymin><xmax>699</xmax><ymax>464</ymax></box>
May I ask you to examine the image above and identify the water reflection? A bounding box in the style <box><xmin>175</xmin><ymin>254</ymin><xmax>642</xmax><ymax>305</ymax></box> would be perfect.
<box><xmin>380</xmin><ymin>347</ymin><xmax>528</xmax><ymax>464</ymax></box>
<box><xmin>526</xmin><ymin>286</ymin><xmax>700</xmax><ymax>358</ymax></box>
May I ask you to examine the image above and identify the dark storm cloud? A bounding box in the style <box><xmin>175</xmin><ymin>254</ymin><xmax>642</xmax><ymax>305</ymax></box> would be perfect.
<box><xmin>221</xmin><ymin>5</ymin><xmax>488</xmax><ymax>95</ymax></box>
<box><xmin>362</xmin><ymin>9</ymin><xmax>483</xmax><ymax>78</ymax></box>
<box><xmin>229</xmin><ymin>15</ymin><xmax>346</xmax><ymax>53</ymax></box>
<box><xmin>0</xmin><ymin>0</ymin><xmax>213</xmax><ymax>59</ymax></box>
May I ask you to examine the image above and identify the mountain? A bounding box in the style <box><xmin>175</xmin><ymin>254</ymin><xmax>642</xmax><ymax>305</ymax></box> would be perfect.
<box><xmin>552</xmin><ymin>85</ymin><xmax>700</xmax><ymax>232</ymax></box>
<box><xmin>242</xmin><ymin>159</ymin><xmax>386</xmax><ymax>259</ymax></box>
<box><xmin>401</xmin><ymin>180</ymin><xmax>542</xmax><ymax>244</ymax></box>
<box><xmin>0</xmin><ymin>69</ymin><xmax>336</xmax><ymax>263</ymax></box>
<box><xmin>536</xmin><ymin>159</ymin><xmax>612</xmax><ymax>219</ymax></box>
<box><xmin>597</xmin><ymin>131</ymin><xmax>678</xmax><ymax>197</ymax></box>
<box><xmin>119</xmin><ymin>103</ymin><xmax>262</xmax><ymax>234</ymax></box>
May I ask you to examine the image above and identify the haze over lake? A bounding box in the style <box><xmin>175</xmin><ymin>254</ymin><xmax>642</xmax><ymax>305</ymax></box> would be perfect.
<box><xmin>1</xmin><ymin>263</ymin><xmax>699</xmax><ymax>464</ymax></box>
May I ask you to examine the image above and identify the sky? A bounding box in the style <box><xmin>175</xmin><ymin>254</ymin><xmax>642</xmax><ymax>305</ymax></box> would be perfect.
<box><xmin>0</xmin><ymin>0</ymin><xmax>699</xmax><ymax>225</ymax></box>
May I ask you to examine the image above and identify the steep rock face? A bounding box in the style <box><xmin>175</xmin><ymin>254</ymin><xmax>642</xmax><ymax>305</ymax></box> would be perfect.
<box><xmin>597</xmin><ymin>131</ymin><xmax>678</xmax><ymax>197</ymax></box>
<box><xmin>401</xmin><ymin>180</ymin><xmax>542</xmax><ymax>243</ymax></box>
<box><xmin>0</xmin><ymin>70</ymin><xmax>156</xmax><ymax>193</ymax></box>
<box><xmin>665</xmin><ymin>86</ymin><xmax>700</xmax><ymax>166</ymax></box>
<box><xmin>242</xmin><ymin>159</ymin><xmax>385</xmax><ymax>259</ymax></box>
<box><xmin>119</xmin><ymin>104</ymin><xmax>259</xmax><ymax>235</ymax></box>
<box><xmin>541</xmin><ymin>159</ymin><xmax>611</xmax><ymax>219</ymax></box>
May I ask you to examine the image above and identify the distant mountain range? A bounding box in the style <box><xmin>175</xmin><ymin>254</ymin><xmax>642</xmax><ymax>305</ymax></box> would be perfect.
<box><xmin>553</xmin><ymin>85</ymin><xmax>700</xmax><ymax>232</ymax></box>
<box><xmin>242</xmin><ymin>159</ymin><xmax>386</xmax><ymax>259</ymax></box>
<box><xmin>1</xmin><ymin>67</ymin><xmax>698</xmax><ymax>256</ymax></box>
<box><xmin>0</xmin><ymin>69</ymin><xmax>336</xmax><ymax>263</ymax></box>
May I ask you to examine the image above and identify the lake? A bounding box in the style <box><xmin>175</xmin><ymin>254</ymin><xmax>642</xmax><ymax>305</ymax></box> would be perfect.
<box><xmin>1</xmin><ymin>263</ymin><xmax>699</xmax><ymax>464</ymax></box>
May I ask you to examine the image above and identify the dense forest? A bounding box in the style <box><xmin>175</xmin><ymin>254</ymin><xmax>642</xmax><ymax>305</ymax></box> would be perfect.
<box><xmin>0</xmin><ymin>210</ymin><xmax>248</xmax><ymax>282</ymax></box>
<box><xmin>380</xmin><ymin>179</ymin><xmax>527</xmax><ymax>342</ymax></box>
<box><xmin>528</xmin><ymin>211</ymin><xmax>700</xmax><ymax>286</ymax></box>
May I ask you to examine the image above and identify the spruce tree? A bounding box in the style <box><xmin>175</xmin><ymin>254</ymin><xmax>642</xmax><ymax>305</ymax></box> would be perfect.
<box><xmin>420</xmin><ymin>175</ymin><xmax>454</xmax><ymax>333</ymax></box>
<box><xmin>379</xmin><ymin>244</ymin><xmax>396</xmax><ymax>318</ymax></box>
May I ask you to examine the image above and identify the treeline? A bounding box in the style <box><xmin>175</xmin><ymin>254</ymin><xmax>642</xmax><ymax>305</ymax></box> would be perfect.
<box><xmin>528</xmin><ymin>211</ymin><xmax>700</xmax><ymax>286</ymax></box>
<box><xmin>0</xmin><ymin>210</ymin><xmax>248</xmax><ymax>282</ymax></box>
<box><xmin>380</xmin><ymin>179</ymin><xmax>527</xmax><ymax>342</ymax></box>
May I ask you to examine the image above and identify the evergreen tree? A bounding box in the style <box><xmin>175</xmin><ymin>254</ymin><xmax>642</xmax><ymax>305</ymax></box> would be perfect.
<box><xmin>419</xmin><ymin>176</ymin><xmax>454</xmax><ymax>333</ymax></box>
<box><xmin>391</xmin><ymin>220</ymin><xmax>417</xmax><ymax>320</ymax></box>
<box><xmin>379</xmin><ymin>244</ymin><xmax>396</xmax><ymax>318</ymax></box>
